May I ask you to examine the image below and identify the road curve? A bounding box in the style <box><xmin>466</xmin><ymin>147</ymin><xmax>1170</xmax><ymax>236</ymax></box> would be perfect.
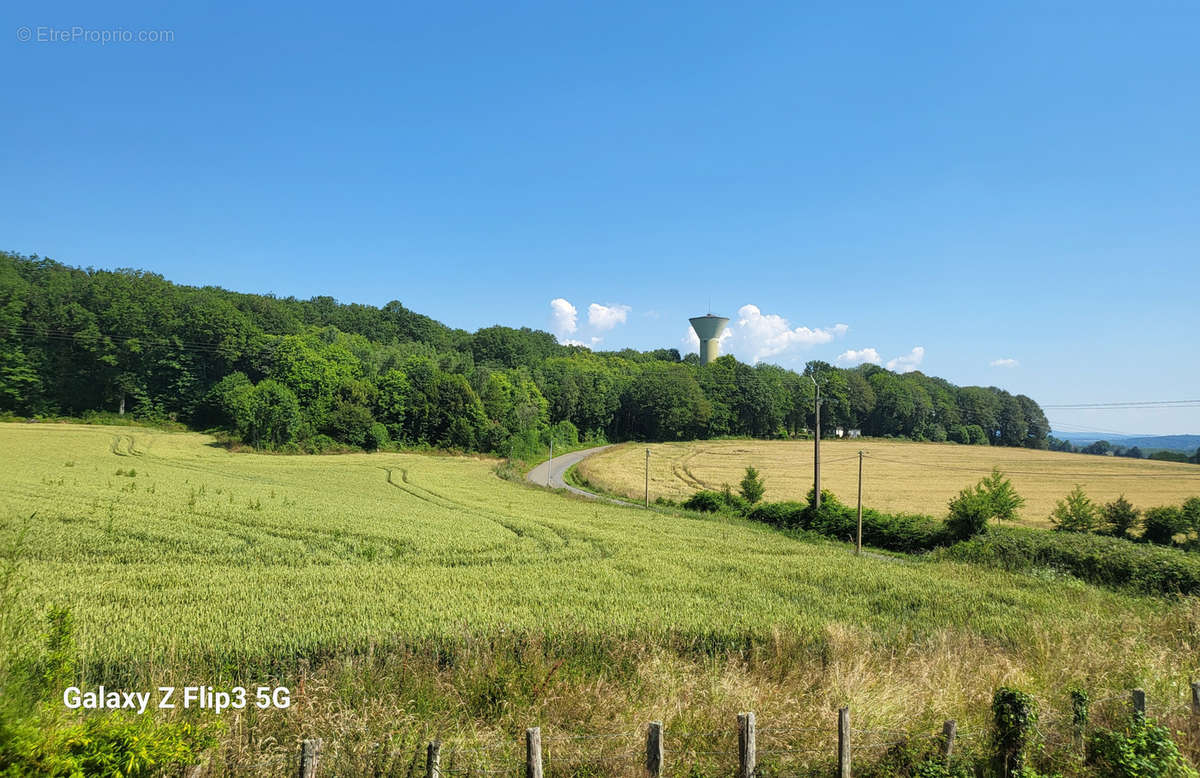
<box><xmin>525</xmin><ymin>444</ymin><xmax>629</xmax><ymax>503</ymax></box>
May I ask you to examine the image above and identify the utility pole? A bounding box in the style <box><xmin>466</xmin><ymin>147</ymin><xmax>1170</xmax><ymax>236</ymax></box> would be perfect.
<box><xmin>810</xmin><ymin>375</ymin><xmax>821</xmax><ymax>510</ymax></box>
<box><xmin>547</xmin><ymin>438</ymin><xmax>553</xmax><ymax>487</ymax></box>
<box><xmin>645</xmin><ymin>448</ymin><xmax>650</xmax><ymax>508</ymax></box>
<box><xmin>856</xmin><ymin>450</ymin><xmax>864</xmax><ymax>555</ymax></box>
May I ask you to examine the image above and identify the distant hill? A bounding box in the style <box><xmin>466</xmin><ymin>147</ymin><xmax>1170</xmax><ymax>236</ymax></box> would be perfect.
<box><xmin>1052</xmin><ymin>432</ymin><xmax>1200</xmax><ymax>453</ymax></box>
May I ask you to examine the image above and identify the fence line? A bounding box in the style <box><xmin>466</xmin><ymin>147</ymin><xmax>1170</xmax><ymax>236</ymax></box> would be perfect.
<box><xmin>284</xmin><ymin>684</ymin><xmax>1200</xmax><ymax>777</ymax></box>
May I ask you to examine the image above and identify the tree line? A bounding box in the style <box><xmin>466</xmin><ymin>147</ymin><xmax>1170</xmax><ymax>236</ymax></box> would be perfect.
<box><xmin>0</xmin><ymin>252</ymin><xmax>1052</xmax><ymax>454</ymax></box>
<box><xmin>1048</xmin><ymin>436</ymin><xmax>1200</xmax><ymax>464</ymax></box>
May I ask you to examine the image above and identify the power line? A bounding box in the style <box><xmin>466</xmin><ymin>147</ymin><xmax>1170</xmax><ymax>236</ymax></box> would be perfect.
<box><xmin>1043</xmin><ymin>400</ymin><xmax>1200</xmax><ymax>409</ymax></box>
<box><xmin>2</xmin><ymin>325</ymin><xmax>247</xmax><ymax>355</ymax></box>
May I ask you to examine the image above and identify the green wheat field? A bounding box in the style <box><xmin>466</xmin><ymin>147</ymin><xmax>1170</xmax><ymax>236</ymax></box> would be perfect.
<box><xmin>2</xmin><ymin>422</ymin><xmax>1198</xmax><ymax>774</ymax></box>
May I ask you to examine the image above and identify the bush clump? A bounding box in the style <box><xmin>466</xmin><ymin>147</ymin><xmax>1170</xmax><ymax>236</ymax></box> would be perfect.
<box><xmin>682</xmin><ymin>489</ymin><xmax>749</xmax><ymax>515</ymax></box>
<box><xmin>1087</xmin><ymin>712</ymin><xmax>1199</xmax><ymax>777</ymax></box>
<box><xmin>940</xmin><ymin>526</ymin><xmax>1200</xmax><ymax>596</ymax></box>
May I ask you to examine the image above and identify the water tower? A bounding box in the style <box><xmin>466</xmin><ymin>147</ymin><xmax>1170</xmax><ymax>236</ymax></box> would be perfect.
<box><xmin>689</xmin><ymin>314</ymin><xmax>730</xmax><ymax>366</ymax></box>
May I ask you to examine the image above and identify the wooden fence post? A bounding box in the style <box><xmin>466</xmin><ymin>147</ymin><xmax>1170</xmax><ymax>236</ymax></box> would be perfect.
<box><xmin>526</xmin><ymin>727</ymin><xmax>542</xmax><ymax>778</ymax></box>
<box><xmin>1131</xmin><ymin>688</ymin><xmax>1146</xmax><ymax>716</ymax></box>
<box><xmin>942</xmin><ymin>720</ymin><xmax>956</xmax><ymax>764</ymax></box>
<box><xmin>426</xmin><ymin>740</ymin><xmax>441</xmax><ymax>778</ymax></box>
<box><xmin>298</xmin><ymin>738</ymin><xmax>321</xmax><ymax>778</ymax></box>
<box><xmin>646</xmin><ymin>721</ymin><xmax>663</xmax><ymax>777</ymax></box>
<box><xmin>838</xmin><ymin>707</ymin><xmax>851</xmax><ymax>778</ymax></box>
<box><xmin>737</xmin><ymin>712</ymin><xmax>756</xmax><ymax>778</ymax></box>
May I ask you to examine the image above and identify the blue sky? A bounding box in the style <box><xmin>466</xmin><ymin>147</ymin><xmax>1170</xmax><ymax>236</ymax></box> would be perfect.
<box><xmin>3</xmin><ymin>2</ymin><xmax>1198</xmax><ymax>435</ymax></box>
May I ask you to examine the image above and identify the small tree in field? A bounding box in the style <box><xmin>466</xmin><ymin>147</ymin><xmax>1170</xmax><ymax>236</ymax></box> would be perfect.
<box><xmin>1183</xmin><ymin>496</ymin><xmax>1200</xmax><ymax>542</ymax></box>
<box><xmin>1050</xmin><ymin>485</ymin><xmax>1098</xmax><ymax>532</ymax></box>
<box><xmin>1142</xmin><ymin>506</ymin><xmax>1185</xmax><ymax>545</ymax></box>
<box><xmin>739</xmin><ymin>466</ymin><xmax>765</xmax><ymax>504</ymax></box>
<box><xmin>1102</xmin><ymin>495</ymin><xmax>1140</xmax><ymax>539</ymax></box>
<box><xmin>946</xmin><ymin>486</ymin><xmax>992</xmax><ymax>540</ymax></box>
<box><xmin>945</xmin><ymin>468</ymin><xmax>1025</xmax><ymax>540</ymax></box>
<box><xmin>980</xmin><ymin>467</ymin><xmax>1024</xmax><ymax>521</ymax></box>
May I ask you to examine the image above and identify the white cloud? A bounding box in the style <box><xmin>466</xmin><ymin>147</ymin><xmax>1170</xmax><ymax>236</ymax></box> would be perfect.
<box><xmin>887</xmin><ymin>346</ymin><xmax>925</xmax><ymax>373</ymax></box>
<box><xmin>561</xmin><ymin>338</ymin><xmax>587</xmax><ymax>347</ymax></box>
<box><xmin>990</xmin><ymin>357</ymin><xmax>1019</xmax><ymax>368</ymax></box>
<box><xmin>549</xmin><ymin>298</ymin><xmax>578</xmax><ymax>342</ymax></box>
<box><xmin>733</xmin><ymin>304</ymin><xmax>848</xmax><ymax>363</ymax></box>
<box><xmin>587</xmin><ymin>303</ymin><xmax>631</xmax><ymax>331</ymax></box>
<box><xmin>836</xmin><ymin>348</ymin><xmax>882</xmax><ymax>367</ymax></box>
<box><xmin>590</xmin><ymin>336</ymin><xmax>603</xmax><ymax>345</ymax></box>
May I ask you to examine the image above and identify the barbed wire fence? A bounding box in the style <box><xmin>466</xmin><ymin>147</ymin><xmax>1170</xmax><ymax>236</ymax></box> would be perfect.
<box><xmin>282</xmin><ymin>682</ymin><xmax>1200</xmax><ymax>777</ymax></box>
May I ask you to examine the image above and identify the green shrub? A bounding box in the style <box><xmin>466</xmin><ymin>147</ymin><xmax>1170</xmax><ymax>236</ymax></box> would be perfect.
<box><xmin>940</xmin><ymin>527</ymin><xmax>1200</xmax><ymax>596</ymax></box>
<box><xmin>1087</xmin><ymin>712</ymin><xmax>1198</xmax><ymax>777</ymax></box>
<box><xmin>1103</xmin><ymin>495</ymin><xmax>1141</xmax><ymax>539</ymax></box>
<box><xmin>2</xmin><ymin>711</ymin><xmax>216</xmax><ymax>777</ymax></box>
<box><xmin>718</xmin><ymin>486</ymin><xmax>751</xmax><ymax>516</ymax></box>
<box><xmin>738</xmin><ymin>466</ymin><xmax>765</xmax><ymax>504</ymax></box>
<box><xmin>991</xmin><ymin>687</ymin><xmax>1039</xmax><ymax>777</ymax></box>
<box><xmin>945</xmin><ymin>469</ymin><xmax>1024</xmax><ymax>541</ymax></box>
<box><xmin>1143</xmin><ymin>506</ymin><xmax>1186</xmax><ymax>546</ymax></box>
<box><xmin>946</xmin><ymin>485</ymin><xmax>994</xmax><ymax>541</ymax></box>
<box><xmin>1183</xmin><ymin>497</ymin><xmax>1200</xmax><ymax>540</ymax></box>
<box><xmin>365</xmin><ymin>421</ymin><xmax>390</xmax><ymax>451</ymax></box>
<box><xmin>747</xmin><ymin>501</ymin><xmax>807</xmax><ymax>528</ymax></box>
<box><xmin>856</xmin><ymin>735</ymin><xmax>975</xmax><ymax>777</ymax></box>
<box><xmin>302</xmin><ymin>434</ymin><xmax>342</xmax><ymax>454</ymax></box>
<box><xmin>681</xmin><ymin>489</ymin><xmax>749</xmax><ymax>516</ymax></box>
<box><xmin>1050</xmin><ymin>485</ymin><xmax>1099</xmax><ymax>532</ymax></box>
<box><xmin>965</xmin><ymin>424</ymin><xmax>988</xmax><ymax>445</ymax></box>
<box><xmin>0</xmin><ymin>607</ymin><xmax>216</xmax><ymax>776</ymax></box>
<box><xmin>743</xmin><ymin>492</ymin><xmax>945</xmax><ymax>553</ymax></box>
<box><xmin>682</xmin><ymin>491</ymin><xmax>724</xmax><ymax>513</ymax></box>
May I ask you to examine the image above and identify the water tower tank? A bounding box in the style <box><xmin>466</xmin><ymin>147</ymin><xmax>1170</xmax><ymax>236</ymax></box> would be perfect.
<box><xmin>689</xmin><ymin>314</ymin><xmax>730</xmax><ymax>366</ymax></box>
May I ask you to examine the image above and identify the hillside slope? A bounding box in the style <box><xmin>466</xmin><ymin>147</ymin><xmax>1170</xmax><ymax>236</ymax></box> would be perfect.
<box><xmin>2</xmin><ymin>423</ymin><xmax>1197</xmax><ymax>774</ymax></box>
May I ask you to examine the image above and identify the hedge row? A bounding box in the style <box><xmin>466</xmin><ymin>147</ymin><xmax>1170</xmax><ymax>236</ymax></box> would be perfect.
<box><xmin>939</xmin><ymin>526</ymin><xmax>1200</xmax><ymax>596</ymax></box>
<box><xmin>745</xmin><ymin>499</ymin><xmax>949</xmax><ymax>554</ymax></box>
<box><xmin>682</xmin><ymin>489</ymin><xmax>1200</xmax><ymax>596</ymax></box>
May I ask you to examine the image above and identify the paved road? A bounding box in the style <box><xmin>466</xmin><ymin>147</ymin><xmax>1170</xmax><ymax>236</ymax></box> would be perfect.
<box><xmin>525</xmin><ymin>444</ymin><xmax>630</xmax><ymax>503</ymax></box>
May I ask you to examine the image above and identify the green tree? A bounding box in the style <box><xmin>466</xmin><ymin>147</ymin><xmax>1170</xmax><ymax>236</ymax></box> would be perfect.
<box><xmin>430</xmin><ymin>372</ymin><xmax>486</xmax><ymax>448</ymax></box>
<box><xmin>738</xmin><ymin>466</ymin><xmax>766</xmax><ymax>504</ymax></box>
<box><xmin>198</xmin><ymin>371</ymin><xmax>253</xmax><ymax>430</ymax></box>
<box><xmin>375</xmin><ymin>368</ymin><xmax>412</xmax><ymax>441</ymax></box>
<box><xmin>945</xmin><ymin>469</ymin><xmax>1021</xmax><ymax>540</ymax></box>
<box><xmin>1142</xmin><ymin>506</ymin><xmax>1185</xmax><ymax>546</ymax></box>
<box><xmin>1016</xmin><ymin>394</ymin><xmax>1050</xmax><ymax>449</ymax></box>
<box><xmin>958</xmin><ymin>386</ymin><xmax>1001</xmax><ymax>443</ymax></box>
<box><xmin>996</xmin><ymin>392</ymin><xmax>1028</xmax><ymax>448</ymax></box>
<box><xmin>965</xmin><ymin>424</ymin><xmax>988</xmax><ymax>445</ymax></box>
<box><xmin>1102</xmin><ymin>495</ymin><xmax>1141</xmax><ymax>539</ymax></box>
<box><xmin>1050</xmin><ymin>485</ymin><xmax>1099</xmax><ymax>532</ymax></box>
<box><xmin>619</xmin><ymin>363</ymin><xmax>710</xmax><ymax>440</ymax></box>
<box><xmin>1183</xmin><ymin>497</ymin><xmax>1200</xmax><ymax>542</ymax></box>
<box><xmin>979</xmin><ymin>468</ymin><xmax>1025</xmax><ymax>521</ymax></box>
<box><xmin>245</xmin><ymin>380</ymin><xmax>300</xmax><ymax>448</ymax></box>
<box><xmin>946</xmin><ymin>486</ymin><xmax>992</xmax><ymax>540</ymax></box>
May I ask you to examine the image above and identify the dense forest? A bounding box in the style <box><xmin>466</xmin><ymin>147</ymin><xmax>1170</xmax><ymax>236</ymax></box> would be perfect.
<box><xmin>0</xmin><ymin>252</ymin><xmax>1051</xmax><ymax>456</ymax></box>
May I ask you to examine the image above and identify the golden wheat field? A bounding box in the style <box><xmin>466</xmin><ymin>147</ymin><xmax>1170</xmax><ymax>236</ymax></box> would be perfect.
<box><xmin>577</xmin><ymin>439</ymin><xmax>1200</xmax><ymax>527</ymax></box>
